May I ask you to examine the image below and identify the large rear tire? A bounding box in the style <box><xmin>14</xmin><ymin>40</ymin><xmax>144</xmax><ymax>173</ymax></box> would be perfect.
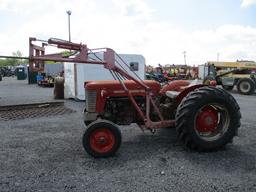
<box><xmin>83</xmin><ymin>120</ymin><xmax>122</xmax><ymax>158</ymax></box>
<box><xmin>175</xmin><ymin>87</ymin><xmax>241</xmax><ymax>151</ymax></box>
<box><xmin>237</xmin><ymin>78</ymin><xmax>255</xmax><ymax>95</ymax></box>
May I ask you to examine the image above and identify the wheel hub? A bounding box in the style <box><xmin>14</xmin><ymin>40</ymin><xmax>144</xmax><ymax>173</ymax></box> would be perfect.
<box><xmin>196</xmin><ymin>106</ymin><xmax>218</xmax><ymax>133</ymax></box>
<box><xmin>98</xmin><ymin>136</ymin><xmax>107</xmax><ymax>144</ymax></box>
<box><xmin>90</xmin><ymin>128</ymin><xmax>115</xmax><ymax>153</ymax></box>
<box><xmin>241</xmin><ymin>82</ymin><xmax>250</xmax><ymax>92</ymax></box>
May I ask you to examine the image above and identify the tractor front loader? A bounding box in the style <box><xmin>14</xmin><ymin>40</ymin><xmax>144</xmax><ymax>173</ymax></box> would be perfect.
<box><xmin>29</xmin><ymin>37</ymin><xmax>241</xmax><ymax>158</ymax></box>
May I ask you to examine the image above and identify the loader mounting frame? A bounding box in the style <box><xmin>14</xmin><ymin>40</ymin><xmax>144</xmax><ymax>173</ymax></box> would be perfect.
<box><xmin>29</xmin><ymin>37</ymin><xmax>175</xmax><ymax>130</ymax></box>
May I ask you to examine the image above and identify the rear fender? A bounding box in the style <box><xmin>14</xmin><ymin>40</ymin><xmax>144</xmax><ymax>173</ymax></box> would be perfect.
<box><xmin>175</xmin><ymin>84</ymin><xmax>206</xmax><ymax>104</ymax></box>
<box><xmin>160</xmin><ymin>80</ymin><xmax>190</xmax><ymax>95</ymax></box>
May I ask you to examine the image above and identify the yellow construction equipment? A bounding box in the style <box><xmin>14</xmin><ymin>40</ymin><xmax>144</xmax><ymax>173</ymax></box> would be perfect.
<box><xmin>203</xmin><ymin>61</ymin><xmax>256</xmax><ymax>95</ymax></box>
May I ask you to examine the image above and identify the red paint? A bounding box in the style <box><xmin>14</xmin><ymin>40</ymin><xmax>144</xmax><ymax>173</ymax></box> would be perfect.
<box><xmin>89</xmin><ymin>128</ymin><xmax>115</xmax><ymax>153</ymax></box>
<box><xmin>175</xmin><ymin>84</ymin><xmax>205</xmax><ymax>104</ymax></box>
<box><xmin>85</xmin><ymin>80</ymin><xmax>160</xmax><ymax>94</ymax></box>
<box><xmin>159</xmin><ymin>80</ymin><xmax>190</xmax><ymax>95</ymax></box>
<box><xmin>85</xmin><ymin>80</ymin><xmax>161</xmax><ymax>114</ymax></box>
<box><xmin>196</xmin><ymin>106</ymin><xmax>218</xmax><ymax>133</ymax></box>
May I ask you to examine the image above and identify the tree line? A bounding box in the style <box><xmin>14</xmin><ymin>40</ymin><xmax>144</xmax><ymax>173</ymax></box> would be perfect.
<box><xmin>0</xmin><ymin>51</ymin><xmax>28</xmax><ymax>67</ymax></box>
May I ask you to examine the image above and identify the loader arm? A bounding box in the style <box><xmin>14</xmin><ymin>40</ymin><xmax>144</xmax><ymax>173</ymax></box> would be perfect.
<box><xmin>29</xmin><ymin>37</ymin><xmax>175</xmax><ymax>129</ymax></box>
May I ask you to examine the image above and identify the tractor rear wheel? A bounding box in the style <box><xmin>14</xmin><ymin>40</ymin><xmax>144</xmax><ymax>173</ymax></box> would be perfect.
<box><xmin>175</xmin><ymin>87</ymin><xmax>241</xmax><ymax>151</ymax></box>
<box><xmin>83</xmin><ymin>120</ymin><xmax>122</xmax><ymax>158</ymax></box>
<box><xmin>237</xmin><ymin>78</ymin><xmax>255</xmax><ymax>95</ymax></box>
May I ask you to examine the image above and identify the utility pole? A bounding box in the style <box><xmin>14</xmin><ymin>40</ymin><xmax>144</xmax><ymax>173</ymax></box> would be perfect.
<box><xmin>66</xmin><ymin>10</ymin><xmax>72</xmax><ymax>42</ymax></box>
<box><xmin>183</xmin><ymin>51</ymin><xmax>187</xmax><ymax>65</ymax></box>
<box><xmin>217</xmin><ymin>52</ymin><xmax>220</xmax><ymax>61</ymax></box>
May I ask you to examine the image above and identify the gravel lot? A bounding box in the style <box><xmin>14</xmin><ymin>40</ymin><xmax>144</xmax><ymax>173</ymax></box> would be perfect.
<box><xmin>0</xmin><ymin>77</ymin><xmax>256</xmax><ymax>192</ymax></box>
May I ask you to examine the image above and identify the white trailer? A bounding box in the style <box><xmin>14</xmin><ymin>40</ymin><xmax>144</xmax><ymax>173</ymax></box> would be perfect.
<box><xmin>64</xmin><ymin>53</ymin><xmax>145</xmax><ymax>100</ymax></box>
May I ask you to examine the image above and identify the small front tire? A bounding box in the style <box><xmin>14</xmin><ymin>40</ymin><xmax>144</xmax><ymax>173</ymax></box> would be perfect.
<box><xmin>82</xmin><ymin>120</ymin><xmax>122</xmax><ymax>158</ymax></box>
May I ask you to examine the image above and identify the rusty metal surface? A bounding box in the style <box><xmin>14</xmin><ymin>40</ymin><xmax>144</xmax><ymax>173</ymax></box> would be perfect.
<box><xmin>0</xmin><ymin>102</ymin><xmax>75</xmax><ymax>121</ymax></box>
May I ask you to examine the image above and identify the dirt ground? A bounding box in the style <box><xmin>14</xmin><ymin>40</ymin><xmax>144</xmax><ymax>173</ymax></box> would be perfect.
<box><xmin>0</xmin><ymin>77</ymin><xmax>256</xmax><ymax>192</ymax></box>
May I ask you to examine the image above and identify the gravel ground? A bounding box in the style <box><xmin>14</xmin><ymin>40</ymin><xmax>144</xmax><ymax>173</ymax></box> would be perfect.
<box><xmin>0</xmin><ymin>77</ymin><xmax>256</xmax><ymax>192</ymax></box>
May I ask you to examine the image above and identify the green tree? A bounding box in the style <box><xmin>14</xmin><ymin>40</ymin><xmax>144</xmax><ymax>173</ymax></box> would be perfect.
<box><xmin>0</xmin><ymin>51</ymin><xmax>27</xmax><ymax>67</ymax></box>
<box><xmin>0</xmin><ymin>59</ymin><xmax>7</xmax><ymax>67</ymax></box>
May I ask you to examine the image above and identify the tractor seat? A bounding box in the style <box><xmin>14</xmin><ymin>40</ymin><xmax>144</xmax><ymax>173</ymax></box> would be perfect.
<box><xmin>165</xmin><ymin>90</ymin><xmax>180</xmax><ymax>99</ymax></box>
<box><xmin>165</xmin><ymin>79</ymin><xmax>199</xmax><ymax>99</ymax></box>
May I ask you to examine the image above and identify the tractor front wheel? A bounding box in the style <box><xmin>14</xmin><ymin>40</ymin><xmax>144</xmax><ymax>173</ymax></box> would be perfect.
<box><xmin>175</xmin><ymin>87</ymin><xmax>241</xmax><ymax>151</ymax></box>
<box><xmin>83</xmin><ymin>120</ymin><xmax>122</xmax><ymax>158</ymax></box>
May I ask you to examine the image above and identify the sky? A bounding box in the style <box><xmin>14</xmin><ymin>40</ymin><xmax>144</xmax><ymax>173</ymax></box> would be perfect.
<box><xmin>0</xmin><ymin>0</ymin><xmax>256</xmax><ymax>66</ymax></box>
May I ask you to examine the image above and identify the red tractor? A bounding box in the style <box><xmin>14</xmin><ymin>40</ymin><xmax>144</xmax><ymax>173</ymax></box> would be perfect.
<box><xmin>29</xmin><ymin>37</ymin><xmax>241</xmax><ymax>158</ymax></box>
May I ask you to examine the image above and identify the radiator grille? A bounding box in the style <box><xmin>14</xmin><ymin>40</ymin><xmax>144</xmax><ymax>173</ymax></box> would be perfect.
<box><xmin>86</xmin><ymin>90</ymin><xmax>97</xmax><ymax>112</ymax></box>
